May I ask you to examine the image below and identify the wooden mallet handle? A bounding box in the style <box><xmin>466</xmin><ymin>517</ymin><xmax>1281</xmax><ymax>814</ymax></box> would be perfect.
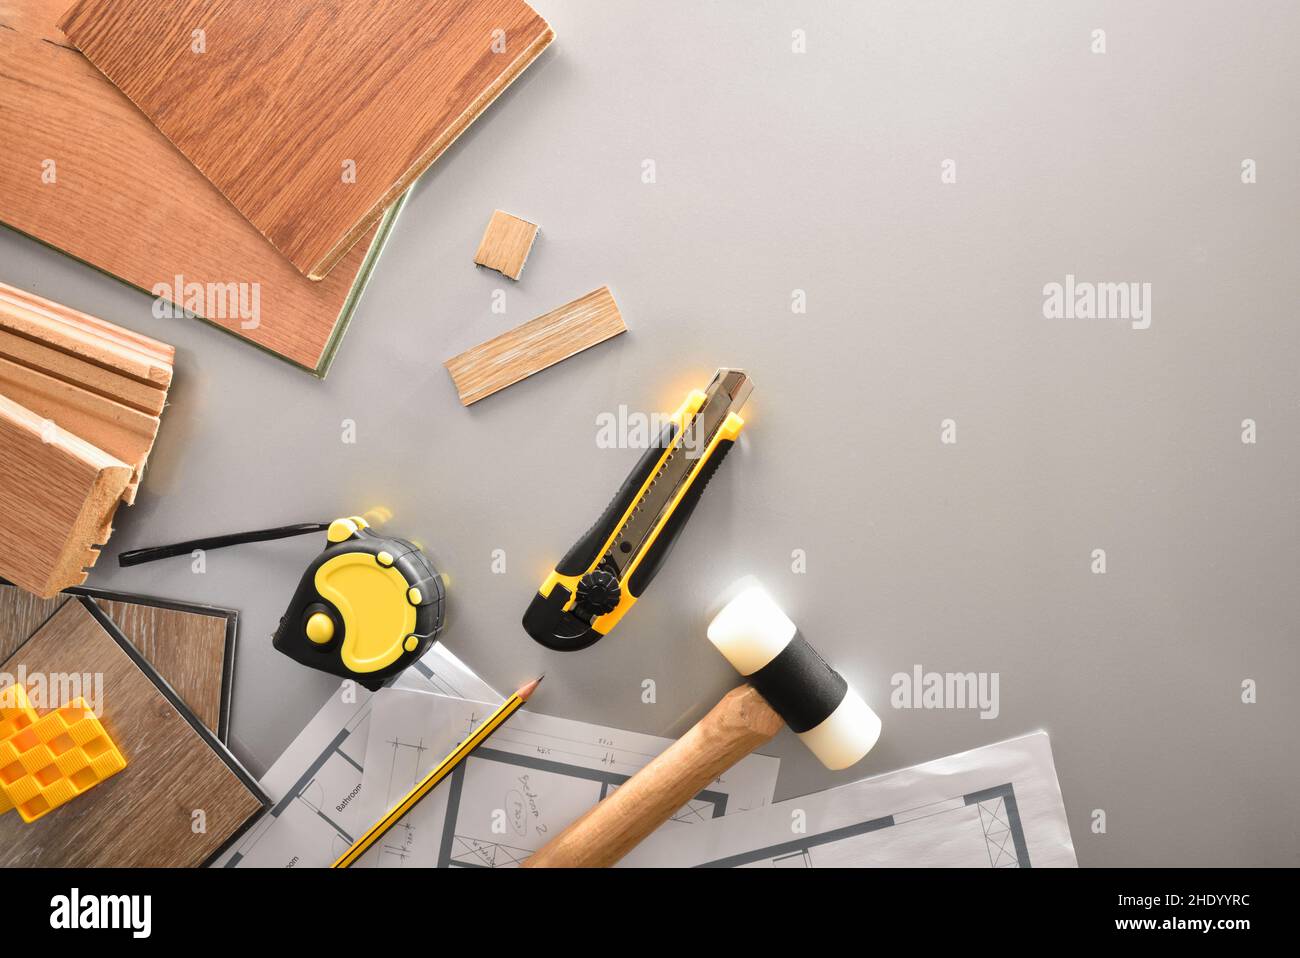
<box><xmin>522</xmin><ymin>685</ymin><xmax>783</xmax><ymax>868</ymax></box>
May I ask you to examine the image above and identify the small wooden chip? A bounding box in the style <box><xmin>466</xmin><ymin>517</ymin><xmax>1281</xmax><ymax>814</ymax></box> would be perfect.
<box><xmin>474</xmin><ymin>210</ymin><xmax>540</xmax><ymax>280</ymax></box>
<box><xmin>444</xmin><ymin>286</ymin><xmax>625</xmax><ymax>406</ymax></box>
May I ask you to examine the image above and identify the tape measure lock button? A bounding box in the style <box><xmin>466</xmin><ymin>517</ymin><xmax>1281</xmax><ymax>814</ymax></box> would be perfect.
<box><xmin>305</xmin><ymin>611</ymin><xmax>335</xmax><ymax>645</ymax></box>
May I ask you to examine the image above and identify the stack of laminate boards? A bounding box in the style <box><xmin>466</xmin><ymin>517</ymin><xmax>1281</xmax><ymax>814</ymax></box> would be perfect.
<box><xmin>0</xmin><ymin>282</ymin><xmax>172</xmax><ymax>598</ymax></box>
<box><xmin>0</xmin><ymin>0</ymin><xmax>553</xmax><ymax>374</ymax></box>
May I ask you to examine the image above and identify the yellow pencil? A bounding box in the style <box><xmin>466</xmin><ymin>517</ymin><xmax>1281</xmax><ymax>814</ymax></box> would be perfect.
<box><xmin>331</xmin><ymin>676</ymin><xmax>543</xmax><ymax>868</ymax></box>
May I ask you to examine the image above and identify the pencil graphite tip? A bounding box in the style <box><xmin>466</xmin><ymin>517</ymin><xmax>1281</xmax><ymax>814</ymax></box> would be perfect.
<box><xmin>518</xmin><ymin>675</ymin><xmax>544</xmax><ymax>701</ymax></box>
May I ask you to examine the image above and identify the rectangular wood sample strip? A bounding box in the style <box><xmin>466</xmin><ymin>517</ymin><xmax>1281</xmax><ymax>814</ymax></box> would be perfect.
<box><xmin>0</xmin><ymin>395</ymin><xmax>129</xmax><ymax>598</ymax></box>
<box><xmin>0</xmin><ymin>583</ymin><xmax>238</xmax><ymax>742</ymax></box>
<box><xmin>59</xmin><ymin>0</ymin><xmax>554</xmax><ymax>280</ymax></box>
<box><xmin>0</xmin><ymin>354</ymin><xmax>159</xmax><ymax>504</ymax></box>
<box><xmin>444</xmin><ymin>286</ymin><xmax>626</xmax><ymax>406</ymax></box>
<box><xmin>0</xmin><ymin>598</ymin><xmax>266</xmax><ymax>866</ymax></box>
<box><xmin>0</xmin><ymin>3</ymin><xmax>404</xmax><ymax>375</ymax></box>
<box><xmin>475</xmin><ymin>209</ymin><xmax>540</xmax><ymax>280</ymax></box>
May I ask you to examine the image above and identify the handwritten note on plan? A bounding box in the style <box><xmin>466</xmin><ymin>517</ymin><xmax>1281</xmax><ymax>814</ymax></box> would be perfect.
<box><xmin>350</xmin><ymin>688</ymin><xmax>782</xmax><ymax>867</ymax></box>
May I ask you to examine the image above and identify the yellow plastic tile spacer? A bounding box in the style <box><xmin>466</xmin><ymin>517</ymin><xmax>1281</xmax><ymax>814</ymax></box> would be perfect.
<box><xmin>0</xmin><ymin>697</ymin><xmax>127</xmax><ymax>823</ymax></box>
<box><xmin>0</xmin><ymin>684</ymin><xmax>39</xmax><ymax>815</ymax></box>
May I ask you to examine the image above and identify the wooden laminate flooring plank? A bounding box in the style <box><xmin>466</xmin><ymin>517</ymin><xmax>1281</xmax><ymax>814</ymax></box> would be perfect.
<box><xmin>0</xmin><ymin>395</ymin><xmax>129</xmax><ymax>598</ymax></box>
<box><xmin>0</xmin><ymin>599</ymin><xmax>265</xmax><ymax>866</ymax></box>
<box><xmin>443</xmin><ymin>286</ymin><xmax>626</xmax><ymax>406</ymax></box>
<box><xmin>0</xmin><ymin>5</ymin><xmax>403</xmax><ymax>374</ymax></box>
<box><xmin>60</xmin><ymin>0</ymin><xmax>554</xmax><ymax>280</ymax></box>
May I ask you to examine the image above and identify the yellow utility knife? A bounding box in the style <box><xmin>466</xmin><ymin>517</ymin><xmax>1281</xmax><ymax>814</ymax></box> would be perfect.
<box><xmin>523</xmin><ymin>368</ymin><xmax>753</xmax><ymax>651</ymax></box>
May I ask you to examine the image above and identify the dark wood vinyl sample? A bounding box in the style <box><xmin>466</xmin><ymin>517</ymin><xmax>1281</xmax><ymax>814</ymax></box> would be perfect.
<box><xmin>96</xmin><ymin>599</ymin><xmax>231</xmax><ymax>739</ymax></box>
<box><xmin>0</xmin><ymin>587</ymin><xmax>67</xmax><ymax>661</ymax></box>
<box><xmin>0</xmin><ymin>599</ymin><xmax>264</xmax><ymax>866</ymax></box>
<box><xmin>0</xmin><ymin>583</ymin><xmax>235</xmax><ymax>740</ymax></box>
<box><xmin>0</xmin><ymin>0</ymin><xmax>402</xmax><ymax>374</ymax></box>
<box><xmin>60</xmin><ymin>0</ymin><xmax>554</xmax><ymax>279</ymax></box>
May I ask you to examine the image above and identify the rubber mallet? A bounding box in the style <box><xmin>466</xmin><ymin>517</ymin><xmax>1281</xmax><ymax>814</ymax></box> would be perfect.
<box><xmin>523</xmin><ymin>581</ymin><xmax>881</xmax><ymax>868</ymax></box>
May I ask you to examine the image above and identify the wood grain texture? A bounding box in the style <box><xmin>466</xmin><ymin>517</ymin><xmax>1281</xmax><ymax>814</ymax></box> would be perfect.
<box><xmin>0</xmin><ymin>329</ymin><xmax>167</xmax><ymax>415</ymax></box>
<box><xmin>0</xmin><ymin>599</ymin><xmax>264</xmax><ymax>866</ymax></box>
<box><xmin>444</xmin><ymin>286</ymin><xmax>626</xmax><ymax>405</ymax></box>
<box><xmin>0</xmin><ymin>2</ymin><xmax>402</xmax><ymax>374</ymax></box>
<box><xmin>0</xmin><ymin>282</ymin><xmax>174</xmax><ymax>389</ymax></box>
<box><xmin>474</xmin><ymin>209</ymin><xmax>539</xmax><ymax>280</ymax></box>
<box><xmin>0</xmin><ymin>395</ymin><xmax>129</xmax><ymax>598</ymax></box>
<box><xmin>60</xmin><ymin>0</ymin><xmax>554</xmax><ymax>280</ymax></box>
<box><xmin>0</xmin><ymin>583</ymin><xmax>236</xmax><ymax>739</ymax></box>
<box><xmin>95</xmin><ymin>599</ymin><xmax>229</xmax><ymax>737</ymax></box>
<box><xmin>0</xmin><ymin>587</ymin><xmax>68</xmax><ymax>663</ymax></box>
<box><xmin>0</xmin><ymin>354</ymin><xmax>158</xmax><ymax>503</ymax></box>
<box><xmin>523</xmin><ymin>686</ymin><xmax>784</xmax><ymax>868</ymax></box>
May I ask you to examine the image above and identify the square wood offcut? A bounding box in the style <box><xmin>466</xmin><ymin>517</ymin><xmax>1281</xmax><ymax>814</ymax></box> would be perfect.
<box><xmin>474</xmin><ymin>210</ymin><xmax>540</xmax><ymax>280</ymax></box>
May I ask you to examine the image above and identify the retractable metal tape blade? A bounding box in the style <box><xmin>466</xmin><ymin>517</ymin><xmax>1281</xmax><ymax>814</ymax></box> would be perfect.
<box><xmin>524</xmin><ymin>368</ymin><xmax>753</xmax><ymax>651</ymax></box>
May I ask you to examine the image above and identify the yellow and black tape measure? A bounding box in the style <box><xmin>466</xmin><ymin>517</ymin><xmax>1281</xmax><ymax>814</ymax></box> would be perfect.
<box><xmin>119</xmin><ymin>515</ymin><xmax>445</xmax><ymax>690</ymax></box>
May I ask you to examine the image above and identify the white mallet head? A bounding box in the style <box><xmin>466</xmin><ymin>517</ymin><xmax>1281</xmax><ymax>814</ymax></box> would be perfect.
<box><xmin>708</xmin><ymin>581</ymin><xmax>881</xmax><ymax>770</ymax></box>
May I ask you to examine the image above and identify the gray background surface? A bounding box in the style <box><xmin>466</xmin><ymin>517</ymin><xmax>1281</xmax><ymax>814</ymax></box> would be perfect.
<box><xmin>2</xmin><ymin>1</ymin><xmax>1296</xmax><ymax>866</ymax></box>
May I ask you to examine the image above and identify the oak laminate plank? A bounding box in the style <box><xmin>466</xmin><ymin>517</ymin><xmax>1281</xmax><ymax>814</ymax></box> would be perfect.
<box><xmin>0</xmin><ymin>8</ymin><xmax>401</xmax><ymax>374</ymax></box>
<box><xmin>59</xmin><ymin>0</ymin><xmax>554</xmax><ymax>279</ymax></box>
<box><xmin>444</xmin><ymin>286</ymin><xmax>626</xmax><ymax>406</ymax></box>
<box><xmin>0</xmin><ymin>395</ymin><xmax>130</xmax><ymax>598</ymax></box>
<box><xmin>0</xmin><ymin>599</ymin><xmax>265</xmax><ymax>866</ymax></box>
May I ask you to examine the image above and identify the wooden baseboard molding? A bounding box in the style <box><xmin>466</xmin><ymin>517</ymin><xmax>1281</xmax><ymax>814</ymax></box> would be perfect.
<box><xmin>0</xmin><ymin>395</ymin><xmax>129</xmax><ymax>598</ymax></box>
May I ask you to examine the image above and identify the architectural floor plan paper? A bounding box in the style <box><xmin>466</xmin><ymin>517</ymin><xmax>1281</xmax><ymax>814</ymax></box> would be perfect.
<box><xmin>350</xmin><ymin>688</ymin><xmax>782</xmax><ymax>867</ymax></box>
<box><xmin>213</xmin><ymin>644</ymin><xmax>496</xmax><ymax>867</ymax></box>
<box><xmin>623</xmin><ymin>732</ymin><xmax>1076</xmax><ymax>868</ymax></box>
